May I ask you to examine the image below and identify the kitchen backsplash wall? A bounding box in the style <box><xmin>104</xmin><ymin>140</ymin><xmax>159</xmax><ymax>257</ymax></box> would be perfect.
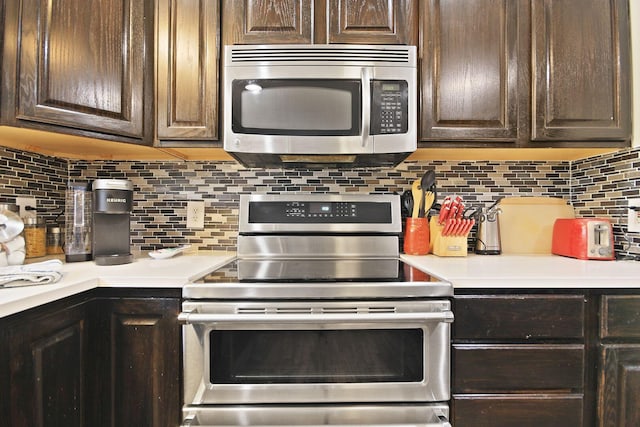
<box><xmin>0</xmin><ymin>146</ymin><xmax>67</xmax><ymax>223</ymax></box>
<box><xmin>572</xmin><ymin>147</ymin><xmax>640</xmax><ymax>258</ymax></box>
<box><xmin>2</xmin><ymin>144</ymin><xmax>638</xmax><ymax>258</ymax></box>
<box><xmin>68</xmin><ymin>159</ymin><xmax>571</xmax><ymax>253</ymax></box>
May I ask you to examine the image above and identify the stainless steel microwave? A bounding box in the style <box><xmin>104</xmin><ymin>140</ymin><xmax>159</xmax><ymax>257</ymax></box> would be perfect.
<box><xmin>223</xmin><ymin>44</ymin><xmax>417</xmax><ymax>168</ymax></box>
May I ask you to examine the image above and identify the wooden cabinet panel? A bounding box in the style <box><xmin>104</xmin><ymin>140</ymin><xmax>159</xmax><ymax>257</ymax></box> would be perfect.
<box><xmin>453</xmin><ymin>344</ymin><xmax>584</xmax><ymax>393</ymax></box>
<box><xmin>15</xmin><ymin>0</ymin><xmax>147</xmax><ymax>137</ymax></box>
<box><xmin>421</xmin><ymin>0</ymin><xmax>522</xmax><ymax>142</ymax></box>
<box><xmin>105</xmin><ymin>298</ymin><xmax>181</xmax><ymax>427</ymax></box>
<box><xmin>8</xmin><ymin>303</ymin><xmax>88</xmax><ymax>427</ymax></box>
<box><xmin>531</xmin><ymin>0</ymin><xmax>631</xmax><ymax>141</ymax></box>
<box><xmin>600</xmin><ymin>295</ymin><xmax>640</xmax><ymax>339</ymax></box>
<box><xmin>599</xmin><ymin>344</ymin><xmax>640</xmax><ymax>427</ymax></box>
<box><xmin>223</xmin><ymin>0</ymin><xmax>417</xmax><ymax>45</ymax></box>
<box><xmin>454</xmin><ymin>295</ymin><xmax>585</xmax><ymax>341</ymax></box>
<box><xmin>453</xmin><ymin>395</ymin><xmax>584</xmax><ymax>427</ymax></box>
<box><xmin>156</xmin><ymin>0</ymin><xmax>219</xmax><ymax>140</ymax></box>
<box><xmin>222</xmin><ymin>0</ymin><xmax>313</xmax><ymax>45</ymax></box>
<box><xmin>326</xmin><ymin>0</ymin><xmax>417</xmax><ymax>45</ymax></box>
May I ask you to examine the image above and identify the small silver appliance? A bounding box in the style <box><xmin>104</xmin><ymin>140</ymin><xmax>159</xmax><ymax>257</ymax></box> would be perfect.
<box><xmin>475</xmin><ymin>206</ymin><xmax>502</xmax><ymax>255</ymax></box>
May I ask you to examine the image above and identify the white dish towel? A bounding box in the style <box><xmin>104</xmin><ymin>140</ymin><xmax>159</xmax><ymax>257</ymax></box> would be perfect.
<box><xmin>0</xmin><ymin>259</ymin><xmax>64</xmax><ymax>287</ymax></box>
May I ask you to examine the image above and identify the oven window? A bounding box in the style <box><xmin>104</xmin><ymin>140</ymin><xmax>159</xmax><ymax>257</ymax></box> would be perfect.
<box><xmin>210</xmin><ymin>329</ymin><xmax>423</xmax><ymax>384</ymax></box>
<box><xmin>231</xmin><ymin>79</ymin><xmax>361</xmax><ymax>136</ymax></box>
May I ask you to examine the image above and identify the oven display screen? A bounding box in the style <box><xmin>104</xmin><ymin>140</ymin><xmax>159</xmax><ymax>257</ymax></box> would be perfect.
<box><xmin>309</xmin><ymin>203</ymin><xmax>331</xmax><ymax>214</ymax></box>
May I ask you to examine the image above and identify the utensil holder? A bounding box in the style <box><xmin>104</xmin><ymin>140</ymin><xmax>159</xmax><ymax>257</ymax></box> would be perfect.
<box><xmin>430</xmin><ymin>217</ymin><xmax>468</xmax><ymax>257</ymax></box>
<box><xmin>404</xmin><ymin>217</ymin><xmax>430</xmax><ymax>255</ymax></box>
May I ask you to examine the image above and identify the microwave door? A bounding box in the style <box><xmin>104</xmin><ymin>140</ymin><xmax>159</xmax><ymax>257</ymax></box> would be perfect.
<box><xmin>225</xmin><ymin>68</ymin><xmax>372</xmax><ymax>155</ymax></box>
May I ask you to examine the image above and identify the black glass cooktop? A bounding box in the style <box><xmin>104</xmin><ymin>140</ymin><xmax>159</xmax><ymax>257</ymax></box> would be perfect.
<box><xmin>185</xmin><ymin>258</ymin><xmax>452</xmax><ymax>300</ymax></box>
<box><xmin>198</xmin><ymin>258</ymin><xmax>443</xmax><ymax>283</ymax></box>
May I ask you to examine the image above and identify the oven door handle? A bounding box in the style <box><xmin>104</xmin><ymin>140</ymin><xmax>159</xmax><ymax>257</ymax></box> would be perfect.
<box><xmin>178</xmin><ymin>311</ymin><xmax>454</xmax><ymax>325</ymax></box>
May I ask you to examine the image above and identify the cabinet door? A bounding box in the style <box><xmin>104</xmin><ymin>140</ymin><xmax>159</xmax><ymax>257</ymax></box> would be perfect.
<box><xmin>156</xmin><ymin>0</ymin><xmax>219</xmax><ymax>141</ymax></box>
<box><xmin>325</xmin><ymin>0</ymin><xmax>418</xmax><ymax>45</ymax></box>
<box><xmin>599</xmin><ymin>345</ymin><xmax>640</xmax><ymax>427</ymax></box>
<box><xmin>15</xmin><ymin>0</ymin><xmax>146</xmax><ymax>138</ymax></box>
<box><xmin>531</xmin><ymin>0</ymin><xmax>631</xmax><ymax>141</ymax></box>
<box><xmin>222</xmin><ymin>0</ymin><xmax>313</xmax><ymax>45</ymax></box>
<box><xmin>8</xmin><ymin>303</ymin><xmax>88</xmax><ymax>427</ymax></box>
<box><xmin>421</xmin><ymin>0</ymin><xmax>523</xmax><ymax>142</ymax></box>
<box><xmin>103</xmin><ymin>298</ymin><xmax>181</xmax><ymax>427</ymax></box>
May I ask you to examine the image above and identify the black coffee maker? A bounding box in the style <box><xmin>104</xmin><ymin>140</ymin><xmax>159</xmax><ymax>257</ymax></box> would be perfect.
<box><xmin>92</xmin><ymin>179</ymin><xmax>134</xmax><ymax>265</ymax></box>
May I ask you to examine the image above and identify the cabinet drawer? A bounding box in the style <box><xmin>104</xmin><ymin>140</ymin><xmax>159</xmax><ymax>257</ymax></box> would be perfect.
<box><xmin>601</xmin><ymin>295</ymin><xmax>640</xmax><ymax>339</ymax></box>
<box><xmin>454</xmin><ymin>295</ymin><xmax>585</xmax><ymax>340</ymax></box>
<box><xmin>452</xmin><ymin>395</ymin><xmax>584</xmax><ymax>427</ymax></box>
<box><xmin>453</xmin><ymin>344</ymin><xmax>584</xmax><ymax>393</ymax></box>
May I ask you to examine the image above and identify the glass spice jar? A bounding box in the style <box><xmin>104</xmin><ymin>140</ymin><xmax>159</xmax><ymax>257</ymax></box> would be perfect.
<box><xmin>24</xmin><ymin>217</ymin><xmax>47</xmax><ymax>258</ymax></box>
<box><xmin>46</xmin><ymin>226</ymin><xmax>64</xmax><ymax>255</ymax></box>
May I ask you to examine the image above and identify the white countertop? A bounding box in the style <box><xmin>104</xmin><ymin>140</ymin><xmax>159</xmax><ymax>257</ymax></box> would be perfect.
<box><xmin>3</xmin><ymin>252</ymin><xmax>639</xmax><ymax>319</ymax></box>
<box><xmin>0</xmin><ymin>252</ymin><xmax>234</xmax><ymax>318</ymax></box>
<box><xmin>401</xmin><ymin>253</ymin><xmax>640</xmax><ymax>288</ymax></box>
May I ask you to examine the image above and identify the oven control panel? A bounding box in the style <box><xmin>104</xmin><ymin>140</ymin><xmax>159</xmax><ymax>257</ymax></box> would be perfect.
<box><xmin>248</xmin><ymin>200</ymin><xmax>392</xmax><ymax>224</ymax></box>
<box><xmin>286</xmin><ymin>202</ymin><xmax>356</xmax><ymax>218</ymax></box>
<box><xmin>240</xmin><ymin>194</ymin><xmax>402</xmax><ymax>233</ymax></box>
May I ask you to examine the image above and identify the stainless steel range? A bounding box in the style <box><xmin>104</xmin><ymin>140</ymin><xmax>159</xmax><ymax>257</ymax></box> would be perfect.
<box><xmin>180</xmin><ymin>194</ymin><xmax>453</xmax><ymax>426</ymax></box>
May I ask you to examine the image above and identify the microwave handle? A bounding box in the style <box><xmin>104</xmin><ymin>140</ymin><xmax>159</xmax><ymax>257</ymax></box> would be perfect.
<box><xmin>361</xmin><ymin>67</ymin><xmax>371</xmax><ymax>147</ymax></box>
<box><xmin>178</xmin><ymin>311</ymin><xmax>454</xmax><ymax>325</ymax></box>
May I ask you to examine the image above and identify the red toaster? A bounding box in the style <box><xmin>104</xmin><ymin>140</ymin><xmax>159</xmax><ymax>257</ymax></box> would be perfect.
<box><xmin>552</xmin><ymin>218</ymin><xmax>615</xmax><ymax>260</ymax></box>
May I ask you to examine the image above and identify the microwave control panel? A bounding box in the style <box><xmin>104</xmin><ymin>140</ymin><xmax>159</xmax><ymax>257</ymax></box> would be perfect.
<box><xmin>370</xmin><ymin>80</ymin><xmax>408</xmax><ymax>135</ymax></box>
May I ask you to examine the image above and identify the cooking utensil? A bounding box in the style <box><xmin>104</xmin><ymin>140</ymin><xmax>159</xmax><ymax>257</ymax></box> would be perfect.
<box><xmin>401</xmin><ymin>190</ymin><xmax>414</xmax><ymax>218</ymax></box>
<box><xmin>438</xmin><ymin>196</ymin><xmax>451</xmax><ymax>223</ymax></box>
<box><xmin>411</xmin><ymin>180</ymin><xmax>422</xmax><ymax>218</ymax></box>
<box><xmin>418</xmin><ymin>170</ymin><xmax>436</xmax><ymax>217</ymax></box>
<box><xmin>423</xmin><ymin>191</ymin><xmax>435</xmax><ymax>217</ymax></box>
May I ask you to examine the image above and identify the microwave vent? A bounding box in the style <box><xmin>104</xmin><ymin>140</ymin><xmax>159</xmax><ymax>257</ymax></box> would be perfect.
<box><xmin>229</xmin><ymin>45</ymin><xmax>414</xmax><ymax>65</ymax></box>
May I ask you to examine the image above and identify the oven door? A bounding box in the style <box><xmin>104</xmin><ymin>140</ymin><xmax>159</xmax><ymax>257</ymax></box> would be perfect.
<box><xmin>181</xmin><ymin>404</ymin><xmax>451</xmax><ymax>426</ymax></box>
<box><xmin>180</xmin><ymin>300</ymin><xmax>452</xmax><ymax>405</ymax></box>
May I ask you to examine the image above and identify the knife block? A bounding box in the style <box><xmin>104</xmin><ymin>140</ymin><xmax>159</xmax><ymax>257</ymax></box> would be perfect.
<box><xmin>429</xmin><ymin>217</ymin><xmax>468</xmax><ymax>257</ymax></box>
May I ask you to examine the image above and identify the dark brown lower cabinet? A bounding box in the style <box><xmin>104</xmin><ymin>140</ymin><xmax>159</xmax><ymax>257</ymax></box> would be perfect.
<box><xmin>5</xmin><ymin>295</ymin><xmax>90</xmax><ymax>427</ymax></box>
<box><xmin>453</xmin><ymin>395</ymin><xmax>584</xmax><ymax>427</ymax></box>
<box><xmin>1</xmin><ymin>290</ymin><xmax>181</xmax><ymax>427</ymax></box>
<box><xmin>452</xmin><ymin>293</ymin><xmax>587</xmax><ymax>427</ymax></box>
<box><xmin>598</xmin><ymin>295</ymin><xmax>640</xmax><ymax>427</ymax></box>
<box><xmin>96</xmin><ymin>296</ymin><xmax>182</xmax><ymax>427</ymax></box>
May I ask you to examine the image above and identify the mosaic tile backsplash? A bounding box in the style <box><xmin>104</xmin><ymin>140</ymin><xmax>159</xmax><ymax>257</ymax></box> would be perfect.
<box><xmin>1</xmin><ymin>145</ymin><xmax>639</xmax><ymax>258</ymax></box>
<box><xmin>68</xmin><ymin>159</ymin><xmax>571</xmax><ymax>253</ymax></box>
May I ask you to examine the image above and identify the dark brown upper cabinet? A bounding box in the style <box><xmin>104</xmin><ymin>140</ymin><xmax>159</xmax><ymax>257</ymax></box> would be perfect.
<box><xmin>222</xmin><ymin>0</ymin><xmax>418</xmax><ymax>46</ymax></box>
<box><xmin>531</xmin><ymin>0</ymin><xmax>631</xmax><ymax>142</ymax></box>
<box><xmin>421</xmin><ymin>0</ymin><xmax>631</xmax><ymax>148</ymax></box>
<box><xmin>420</xmin><ymin>0</ymin><xmax>523</xmax><ymax>143</ymax></box>
<box><xmin>156</xmin><ymin>0</ymin><xmax>220</xmax><ymax>143</ymax></box>
<box><xmin>1</xmin><ymin>0</ymin><xmax>150</xmax><ymax>142</ymax></box>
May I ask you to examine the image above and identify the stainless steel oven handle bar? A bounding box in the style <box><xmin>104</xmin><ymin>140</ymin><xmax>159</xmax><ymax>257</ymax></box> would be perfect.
<box><xmin>178</xmin><ymin>311</ymin><xmax>454</xmax><ymax>325</ymax></box>
<box><xmin>183</xmin><ymin>423</ymin><xmax>449</xmax><ymax>427</ymax></box>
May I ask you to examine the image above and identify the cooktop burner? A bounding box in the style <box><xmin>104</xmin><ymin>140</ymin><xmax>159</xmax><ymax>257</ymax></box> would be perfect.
<box><xmin>184</xmin><ymin>258</ymin><xmax>452</xmax><ymax>300</ymax></box>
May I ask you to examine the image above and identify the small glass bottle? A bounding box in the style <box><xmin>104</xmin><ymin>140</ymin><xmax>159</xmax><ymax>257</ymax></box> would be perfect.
<box><xmin>24</xmin><ymin>217</ymin><xmax>47</xmax><ymax>258</ymax></box>
<box><xmin>46</xmin><ymin>226</ymin><xmax>64</xmax><ymax>255</ymax></box>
